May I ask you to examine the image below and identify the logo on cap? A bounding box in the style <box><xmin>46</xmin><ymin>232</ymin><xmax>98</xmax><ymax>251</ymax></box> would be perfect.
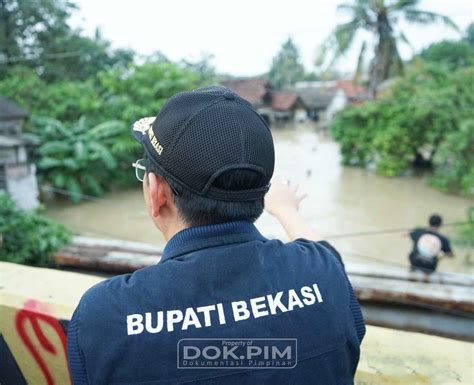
<box><xmin>132</xmin><ymin>117</ymin><xmax>155</xmax><ymax>135</ymax></box>
<box><xmin>132</xmin><ymin>116</ymin><xmax>164</xmax><ymax>156</ymax></box>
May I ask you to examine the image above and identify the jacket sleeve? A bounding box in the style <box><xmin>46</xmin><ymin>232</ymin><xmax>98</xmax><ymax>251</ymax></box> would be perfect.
<box><xmin>347</xmin><ymin>280</ymin><xmax>366</xmax><ymax>343</ymax></box>
<box><xmin>318</xmin><ymin>240</ymin><xmax>366</xmax><ymax>344</ymax></box>
<box><xmin>67</xmin><ymin>304</ymin><xmax>89</xmax><ymax>384</ymax></box>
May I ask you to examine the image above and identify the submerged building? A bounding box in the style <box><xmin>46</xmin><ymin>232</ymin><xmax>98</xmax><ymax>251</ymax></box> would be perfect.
<box><xmin>0</xmin><ymin>96</ymin><xmax>39</xmax><ymax>210</ymax></box>
<box><xmin>221</xmin><ymin>78</ymin><xmax>306</xmax><ymax>125</ymax></box>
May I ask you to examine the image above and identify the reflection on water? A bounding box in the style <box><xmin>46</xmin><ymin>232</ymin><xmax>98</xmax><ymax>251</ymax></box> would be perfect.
<box><xmin>46</xmin><ymin>126</ymin><xmax>473</xmax><ymax>273</ymax></box>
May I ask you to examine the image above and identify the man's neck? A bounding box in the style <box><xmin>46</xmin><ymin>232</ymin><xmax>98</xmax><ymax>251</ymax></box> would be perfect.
<box><xmin>161</xmin><ymin>220</ymin><xmax>189</xmax><ymax>242</ymax></box>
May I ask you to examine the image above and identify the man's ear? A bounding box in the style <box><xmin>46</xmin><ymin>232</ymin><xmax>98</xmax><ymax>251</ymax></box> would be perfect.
<box><xmin>147</xmin><ymin>172</ymin><xmax>171</xmax><ymax>218</ymax></box>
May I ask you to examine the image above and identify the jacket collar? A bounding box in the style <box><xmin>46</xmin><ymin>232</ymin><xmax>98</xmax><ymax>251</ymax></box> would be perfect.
<box><xmin>161</xmin><ymin>220</ymin><xmax>266</xmax><ymax>262</ymax></box>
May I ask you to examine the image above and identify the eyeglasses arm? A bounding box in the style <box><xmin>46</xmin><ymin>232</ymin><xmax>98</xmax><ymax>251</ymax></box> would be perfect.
<box><xmin>132</xmin><ymin>162</ymin><xmax>146</xmax><ymax>170</ymax></box>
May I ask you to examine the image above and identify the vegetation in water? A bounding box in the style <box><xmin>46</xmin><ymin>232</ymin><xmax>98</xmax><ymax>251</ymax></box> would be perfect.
<box><xmin>456</xmin><ymin>207</ymin><xmax>474</xmax><ymax>243</ymax></box>
<box><xmin>0</xmin><ymin>193</ymin><xmax>72</xmax><ymax>266</ymax></box>
<box><xmin>330</xmin><ymin>24</ymin><xmax>474</xmax><ymax>196</ymax></box>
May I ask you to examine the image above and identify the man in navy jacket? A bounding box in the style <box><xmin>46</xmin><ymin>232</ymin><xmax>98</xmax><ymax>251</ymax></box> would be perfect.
<box><xmin>68</xmin><ymin>86</ymin><xmax>365</xmax><ymax>385</ymax></box>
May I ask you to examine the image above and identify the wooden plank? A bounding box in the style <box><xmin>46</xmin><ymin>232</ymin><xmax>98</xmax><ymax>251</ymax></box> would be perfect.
<box><xmin>53</xmin><ymin>236</ymin><xmax>474</xmax><ymax>314</ymax></box>
<box><xmin>361</xmin><ymin>303</ymin><xmax>474</xmax><ymax>342</ymax></box>
<box><xmin>54</xmin><ymin>250</ymin><xmax>160</xmax><ymax>274</ymax></box>
<box><xmin>345</xmin><ymin>262</ymin><xmax>474</xmax><ymax>287</ymax></box>
<box><xmin>72</xmin><ymin>236</ymin><xmax>163</xmax><ymax>254</ymax></box>
<box><xmin>54</xmin><ymin>236</ymin><xmax>162</xmax><ymax>273</ymax></box>
<box><xmin>351</xmin><ymin>275</ymin><xmax>474</xmax><ymax>313</ymax></box>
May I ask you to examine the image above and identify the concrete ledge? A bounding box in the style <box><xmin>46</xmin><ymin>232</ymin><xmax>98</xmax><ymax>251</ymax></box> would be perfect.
<box><xmin>0</xmin><ymin>262</ymin><xmax>102</xmax><ymax>385</ymax></box>
<box><xmin>1</xmin><ymin>262</ymin><xmax>472</xmax><ymax>384</ymax></box>
<box><xmin>356</xmin><ymin>325</ymin><xmax>473</xmax><ymax>385</ymax></box>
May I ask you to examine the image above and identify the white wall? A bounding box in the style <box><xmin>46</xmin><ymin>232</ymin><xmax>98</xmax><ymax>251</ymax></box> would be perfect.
<box><xmin>325</xmin><ymin>90</ymin><xmax>347</xmax><ymax>123</ymax></box>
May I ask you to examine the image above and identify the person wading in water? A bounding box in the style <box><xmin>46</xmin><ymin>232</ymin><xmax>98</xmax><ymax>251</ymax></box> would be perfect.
<box><xmin>408</xmin><ymin>214</ymin><xmax>453</xmax><ymax>274</ymax></box>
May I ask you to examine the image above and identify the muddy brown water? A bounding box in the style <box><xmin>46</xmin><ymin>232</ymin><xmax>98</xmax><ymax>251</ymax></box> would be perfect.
<box><xmin>46</xmin><ymin>126</ymin><xmax>473</xmax><ymax>274</ymax></box>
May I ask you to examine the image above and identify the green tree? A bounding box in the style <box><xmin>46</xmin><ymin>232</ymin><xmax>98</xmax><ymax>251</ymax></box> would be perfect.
<box><xmin>0</xmin><ymin>61</ymin><xmax>202</xmax><ymax>189</ymax></box>
<box><xmin>37</xmin><ymin>28</ymin><xmax>135</xmax><ymax>82</ymax></box>
<box><xmin>420</xmin><ymin>40</ymin><xmax>474</xmax><ymax>70</ymax></box>
<box><xmin>331</xmin><ymin>64</ymin><xmax>474</xmax><ymax>195</ymax></box>
<box><xmin>0</xmin><ymin>0</ymin><xmax>134</xmax><ymax>81</ymax></box>
<box><xmin>96</xmin><ymin>62</ymin><xmax>201</xmax><ymax>184</ymax></box>
<box><xmin>268</xmin><ymin>38</ymin><xmax>305</xmax><ymax>89</ymax></box>
<box><xmin>98</xmin><ymin>62</ymin><xmax>200</xmax><ymax>124</ymax></box>
<box><xmin>0</xmin><ymin>66</ymin><xmax>104</xmax><ymax>123</ymax></box>
<box><xmin>431</xmin><ymin>119</ymin><xmax>474</xmax><ymax>195</ymax></box>
<box><xmin>317</xmin><ymin>0</ymin><xmax>458</xmax><ymax>97</ymax></box>
<box><xmin>0</xmin><ymin>0</ymin><xmax>75</xmax><ymax>77</ymax></box>
<box><xmin>420</xmin><ymin>25</ymin><xmax>474</xmax><ymax>71</ymax></box>
<box><xmin>466</xmin><ymin>22</ymin><xmax>474</xmax><ymax>47</ymax></box>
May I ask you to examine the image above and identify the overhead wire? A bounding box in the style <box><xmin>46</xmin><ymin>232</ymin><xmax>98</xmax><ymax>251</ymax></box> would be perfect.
<box><xmin>0</xmin><ymin>51</ymin><xmax>83</xmax><ymax>64</ymax></box>
<box><xmin>324</xmin><ymin>221</ymin><xmax>470</xmax><ymax>240</ymax></box>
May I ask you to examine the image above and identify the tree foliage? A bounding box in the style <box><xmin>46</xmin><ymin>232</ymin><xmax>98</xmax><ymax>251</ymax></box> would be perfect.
<box><xmin>466</xmin><ymin>22</ymin><xmax>474</xmax><ymax>47</ymax></box>
<box><xmin>0</xmin><ymin>61</ymin><xmax>202</xmax><ymax>198</ymax></box>
<box><xmin>268</xmin><ymin>38</ymin><xmax>305</xmax><ymax>89</ymax></box>
<box><xmin>0</xmin><ymin>0</ymin><xmax>134</xmax><ymax>81</ymax></box>
<box><xmin>96</xmin><ymin>62</ymin><xmax>201</xmax><ymax>185</ymax></box>
<box><xmin>420</xmin><ymin>23</ymin><xmax>474</xmax><ymax>71</ymax></box>
<box><xmin>456</xmin><ymin>206</ymin><xmax>474</xmax><ymax>245</ymax></box>
<box><xmin>0</xmin><ymin>66</ymin><xmax>102</xmax><ymax>122</ymax></box>
<box><xmin>97</xmin><ymin>62</ymin><xmax>200</xmax><ymax>125</ymax></box>
<box><xmin>431</xmin><ymin>119</ymin><xmax>474</xmax><ymax>195</ymax></box>
<box><xmin>331</xmin><ymin>63</ymin><xmax>474</xmax><ymax>195</ymax></box>
<box><xmin>0</xmin><ymin>0</ymin><xmax>74</xmax><ymax>64</ymax></box>
<box><xmin>317</xmin><ymin>0</ymin><xmax>458</xmax><ymax>97</ymax></box>
<box><xmin>0</xmin><ymin>192</ymin><xmax>71</xmax><ymax>266</ymax></box>
<box><xmin>30</xmin><ymin>116</ymin><xmax>124</xmax><ymax>202</ymax></box>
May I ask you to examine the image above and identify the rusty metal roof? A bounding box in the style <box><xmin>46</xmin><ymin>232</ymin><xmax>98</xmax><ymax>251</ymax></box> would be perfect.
<box><xmin>270</xmin><ymin>92</ymin><xmax>302</xmax><ymax>111</ymax></box>
<box><xmin>296</xmin><ymin>88</ymin><xmax>337</xmax><ymax>110</ymax></box>
<box><xmin>0</xmin><ymin>96</ymin><xmax>28</xmax><ymax>120</ymax></box>
<box><xmin>221</xmin><ymin>78</ymin><xmax>269</xmax><ymax>106</ymax></box>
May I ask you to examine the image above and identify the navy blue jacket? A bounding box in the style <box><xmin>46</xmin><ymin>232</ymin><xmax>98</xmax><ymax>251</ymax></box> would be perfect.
<box><xmin>68</xmin><ymin>221</ymin><xmax>365</xmax><ymax>384</ymax></box>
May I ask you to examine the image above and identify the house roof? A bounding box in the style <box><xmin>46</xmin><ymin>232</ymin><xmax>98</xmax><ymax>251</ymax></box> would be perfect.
<box><xmin>335</xmin><ymin>80</ymin><xmax>367</xmax><ymax>100</ymax></box>
<box><xmin>0</xmin><ymin>96</ymin><xmax>28</xmax><ymax>120</ymax></box>
<box><xmin>296</xmin><ymin>88</ymin><xmax>337</xmax><ymax>110</ymax></box>
<box><xmin>270</xmin><ymin>92</ymin><xmax>301</xmax><ymax>111</ymax></box>
<box><xmin>221</xmin><ymin>78</ymin><xmax>269</xmax><ymax>106</ymax></box>
<box><xmin>295</xmin><ymin>79</ymin><xmax>368</xmax><ymax>108</ymax></box>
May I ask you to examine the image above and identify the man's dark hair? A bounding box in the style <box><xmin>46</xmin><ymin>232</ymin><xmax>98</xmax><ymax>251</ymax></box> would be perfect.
<box><xmin>146</xmin><ymin>160</ymin><xmax>265</xmax><ymax>227</ymax></box>
<box><xmin>429</xmin><ymin>214</ymin><xmax>442</xmax><ymax>228</ymax></box>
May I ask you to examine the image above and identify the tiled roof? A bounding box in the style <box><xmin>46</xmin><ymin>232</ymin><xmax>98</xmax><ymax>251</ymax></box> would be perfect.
<box><xmin>335</xmin><ymin>80</ymin><xmax>367</xmax><ymax>100</ymax></box>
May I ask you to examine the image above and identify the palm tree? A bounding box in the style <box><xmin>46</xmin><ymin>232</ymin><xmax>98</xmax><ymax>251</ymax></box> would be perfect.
<box><xmin>317</xmin><ymin>0</ymin><xmax>459</xmax><ymax>98</ymax></box>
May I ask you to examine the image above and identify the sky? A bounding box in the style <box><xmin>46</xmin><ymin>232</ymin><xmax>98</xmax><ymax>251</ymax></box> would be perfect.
<box><xmin>71</xmin><ymin>0</ymin><xmax>474</xmax><ymax>76</ymax></box>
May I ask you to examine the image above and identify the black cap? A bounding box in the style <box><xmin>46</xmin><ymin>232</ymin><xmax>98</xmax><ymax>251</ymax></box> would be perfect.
<box><xmin>131</xmin><ymin>86</ymin><xmax>274</xmax><ymax>201</ymax></box>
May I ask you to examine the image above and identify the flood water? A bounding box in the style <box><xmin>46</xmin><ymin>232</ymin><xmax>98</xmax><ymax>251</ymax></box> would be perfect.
<box><xmin>46</xmin><ymin>125</ymin><xmax>473</xmax><ymax>273</ymax></box>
